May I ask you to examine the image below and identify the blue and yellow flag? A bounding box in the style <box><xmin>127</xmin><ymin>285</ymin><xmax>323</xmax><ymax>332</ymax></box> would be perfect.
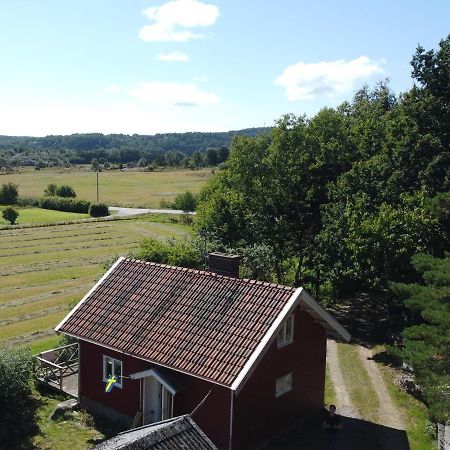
<box><xmin>105</xmin><ymin>375</ymin><xmax>117</xmax><ymax>393</ymax></box>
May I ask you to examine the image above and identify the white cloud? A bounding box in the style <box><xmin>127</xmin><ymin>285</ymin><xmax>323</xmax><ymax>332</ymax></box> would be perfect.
<box><xmin>157</xmin><ymin>51</ymin><xmax>189</xmax><ymax>62</ymax></box>
<box><xmin>275</xmin><ymin>56</ymin><xmax>384</xmax><ymax>101</ymax></box>
<box><xmin>139</xmin><ymin>0</ymin><xmax>219</xmax><ymax>42</ymax></box>
<box><xmin>129</xmin><ymin>81</ymin><xmax>218</xmax><ymax>107</ymax></box>
<box><xmin>194</xmin><ymin>74</ymin><xmax>208</xmax><ymax>82</ymax></box>
<box><xmin>104</xmin><ymin>84</ymin><xmax>120</xmax><ymax>93</ymax></box>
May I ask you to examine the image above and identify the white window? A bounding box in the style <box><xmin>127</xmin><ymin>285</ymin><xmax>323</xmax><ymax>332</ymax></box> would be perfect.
<box><xmin>103</xmin><ymin>355</ymin><xmax>123</xmax><ymax>388</ymax></box>
<box><xmin>275</xmin><ymin>372</ymin><xmax>293</xmax><ymax>398</ymax></box>
<box><xmin>277</xmin><ymin>314</ymin><xmax>294</xmax><ymax>348</ymax></box>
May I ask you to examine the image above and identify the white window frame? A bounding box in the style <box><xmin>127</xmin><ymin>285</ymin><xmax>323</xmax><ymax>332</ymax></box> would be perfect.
<box><xmin>103</xmin><ymin>355</ymin><xmax>123</xmax><ymax>389</ymax></box>
<box><xmin>275</xmin><ymin>372</ymin><xmax>293</xmax><ymax>398</ymax></box>
<box><xmin>277</xmin><ymin>313</ymin><xmax>294</xmax><ymax>348</ymax></box>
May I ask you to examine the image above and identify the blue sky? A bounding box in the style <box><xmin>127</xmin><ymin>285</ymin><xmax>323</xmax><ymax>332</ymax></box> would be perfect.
<box><xmin>0</xmin><ymin>0</ymin><xmax>448</xmax><ymax>136</ymax></box>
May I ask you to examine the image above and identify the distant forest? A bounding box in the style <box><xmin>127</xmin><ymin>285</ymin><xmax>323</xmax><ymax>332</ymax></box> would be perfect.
<box><xmin>0</xmin><ymin>127</ymin><xmax>270</xmax><ymax>168</ymax></box>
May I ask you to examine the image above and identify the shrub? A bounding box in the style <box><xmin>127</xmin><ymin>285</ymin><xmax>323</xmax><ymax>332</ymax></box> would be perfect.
<box><xmin>172</xmin><ymin>191</ymin><xmax>197</xmax><ymax>212</ymax></box>
<box><xmin>89</xmin><ymin>202</ymin><xmax>109</xmax><ymax>217</ymax></box>
<box><xmin>0</xmin><ymin>346</ymin><xmax>33</xmax><ymax>411</ymax></box>
<box><xmin>135</xmin><ymin>238</ymin><xmax>203</xmax><ymax>268</ymax></box>
<box><xmin>17</xmin><ymin>197</ymin><xmax>39</xmax><ymax>207</ymax></box>
<box><xmin>43</xmin><ymin>183</ymin><xmax>57</xmax><ymax>196</ymax></box>
<box><xmin>0</xmin><ymin>182</ymin><xmax>19</xmax><ymax>204</ymax></box>
<box><xmin>55</xmin><ymin>185</ymin><xmax>76</xmax><ymax>198</ymax></box>
<box><xmin>40</xmin><ymin>196</ymin><xmax>90</xmax><ymax>213</ymax></box>
<box><xmin>2</xmin><ymin>207</ymin><xmax>19</xmax><ymax>224</ymax></box>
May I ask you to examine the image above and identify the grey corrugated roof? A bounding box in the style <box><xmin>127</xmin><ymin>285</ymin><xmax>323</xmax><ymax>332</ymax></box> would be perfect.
<box><xmin>93</xmin><ymin>415</ymin><xmax>218</xmax><ymax>450</ymax></box>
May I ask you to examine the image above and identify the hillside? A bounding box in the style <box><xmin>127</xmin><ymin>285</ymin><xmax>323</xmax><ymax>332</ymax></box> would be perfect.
<box><xmin>0</xmin><ymin>127</ymin><xmax>270</xmax><ymax>167</ymax></box>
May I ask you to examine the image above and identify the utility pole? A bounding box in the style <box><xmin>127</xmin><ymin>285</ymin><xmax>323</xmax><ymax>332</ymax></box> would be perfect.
<box><xmin>96</xmin><ymin>172</ymin><xmax>99</xmax><ymax>202</ymax></box>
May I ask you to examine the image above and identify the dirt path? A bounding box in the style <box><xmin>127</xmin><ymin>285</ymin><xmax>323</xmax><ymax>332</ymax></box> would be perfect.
<box><xmin>326</xmin><ymin>339</ymin><xmax>361</xmax><ymax>419</ymax></box>
<box><xmin>358</xmin><ymin>346</ymin><xmax>406</xmax><ymax>430</ymax></box>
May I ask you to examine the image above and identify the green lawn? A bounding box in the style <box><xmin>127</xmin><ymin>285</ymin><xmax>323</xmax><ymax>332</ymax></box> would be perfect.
<box><xmin>1</xmin><ymin>166</ymin><xmax>212</xmax><ymax>207</ymax></box>
<box><xmin>0</xmin><ymin>207</ymin><xmax>89</xmax><ymax>225</ymax></box>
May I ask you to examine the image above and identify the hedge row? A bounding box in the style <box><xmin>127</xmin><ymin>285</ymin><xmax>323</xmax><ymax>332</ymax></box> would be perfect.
<box><xmin>40</xmin><ymin>196</ymin><xmax>90</xmax><ymax>213</ymax></box>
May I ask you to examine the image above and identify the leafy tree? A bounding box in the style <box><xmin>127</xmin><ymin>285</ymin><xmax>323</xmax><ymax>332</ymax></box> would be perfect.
<box><xmin>2</xmin><ymin>207</ymin><xmax>19</xmax><ymax>224</ymax></box>
<box><xmin>44</xmin><ymin>183</ymin><xmax>57</xmax><ymax>196</ymax></box>
<box><xmin>206</xmin><ymin>148</ymin><xmax>218</xmax><ymax>166</ymax></box>
<box><xmin>0</xmin><ymin>182</ymin><xmax>19</xmax><ymax>204</ymax></box>
<box><xmin>192</xmin><ymin>151</ymin><xmax>204</xmax><ymax>168</ymax></box>
<box><xmin>173</xmin><ymin>191</ymin><xmax>197</xmax><ymax>212</ymax></box>
<box><xmin>55</xmin><ymin>185</ymin><xmax>76</xmax><ymax>198</ymax></box>
<box><xmin>390</xmin><ymin>253</ymin><xmax>450</xmax><ymax>423</ymax></box>
<box><xmin>217</xmin><ymin>145</ymin><xmax>229</xmax><ymax>164</ymax></box>
<box><xmin>91</xmin><ymin>158</ymin><xmax>100</xmax><ymax>171</ymax></box>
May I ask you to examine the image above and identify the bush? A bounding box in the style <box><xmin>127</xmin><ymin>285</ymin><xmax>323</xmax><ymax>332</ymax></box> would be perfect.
<box><xmin>172</xmin><ymin>191</ymin><xmax>197</xmax><ymax>212</ymax></box>
<box><xmin>40</xmin><ymin>196</ymin><xmax>90</xmax><ymax>213</ymax></box>
<box><xmin>0</xmin><ymin>346</ymin><xmax>33</xmax><ymax>411</ymax></box>
<box><xmin>135</xmin><ymin>238</ymin><xmax>203</xmax><ymax>268</ymax></box>
<box><xmin>17</xmin><ymin>197</ymin><xmax>39</xmax><ymax>207</ymax></box>
<box><xmin>55</xmin><ymin>185</ymin><xmax>77</xmax><ymax>198</ymax></box>
<box><xmin>43</xmin><ymin>183</ymin><xmax>57</xmax><ymax>196</ymax></box>
<box><xmin>2</xmin><ymin>207</ymin><xmax>19</xmax><ymax>224</ymax></box>
<box><xmin>89</xmin><ymin>203</ymin><xmax>109</xmax><ymax>217</ymax></box>
<box><xmin>0</xmin><ymin>182</ymin><xmax>19</xmax><ymax>204</ymax></box>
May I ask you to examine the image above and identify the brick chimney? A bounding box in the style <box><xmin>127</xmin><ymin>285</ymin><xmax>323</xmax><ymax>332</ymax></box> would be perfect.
<box><xmin>207</xmin><ymin>252</ymin><xmax>241</xmax><ymax>278</ymax></box>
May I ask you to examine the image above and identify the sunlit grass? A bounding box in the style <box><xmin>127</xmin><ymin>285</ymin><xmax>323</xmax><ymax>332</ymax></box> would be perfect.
<box><xmin>0</xmin><ymin>207</ymin><xmax>89</xmax><ymax>225</ymax></box>
<box><xmin>1</xmin><ymin>167</ymin><xmax>212</xmax><ymax>207</ymax></box>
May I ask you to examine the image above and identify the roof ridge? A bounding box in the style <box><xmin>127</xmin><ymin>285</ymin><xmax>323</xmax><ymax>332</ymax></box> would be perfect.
<box><xmin>124</xmin><ymin>257</ymin><xmax>295</xmax><ymax>291</ymax></box>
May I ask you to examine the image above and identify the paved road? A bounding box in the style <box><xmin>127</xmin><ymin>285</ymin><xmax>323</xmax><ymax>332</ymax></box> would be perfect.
<box><xmin>109</xmin><ymin>207</ymin><xmax>195</xmax><ymax>216</ymax></box>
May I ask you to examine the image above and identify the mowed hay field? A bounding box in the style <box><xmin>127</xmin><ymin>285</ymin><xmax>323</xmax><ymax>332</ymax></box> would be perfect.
<box><xmin>0</xmin><ymin>217</ymin><xmax>189</xmax><ymax>352</ymax></box>
<box><xmin>0</xmin><ymin>167</ymin><xmax>213</xmax><ymax>207</ymax></box>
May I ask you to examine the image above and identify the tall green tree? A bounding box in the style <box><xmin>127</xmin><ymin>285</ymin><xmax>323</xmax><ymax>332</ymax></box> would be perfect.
<box><xmin>390</xmin><ymin>253</ymin><xmax>450</xmax><ymax>423</ymax></box>
<box><xmin>0</xmin><ymin>182</ymin><xmax>18</xmax><ymax>204</ymax></box>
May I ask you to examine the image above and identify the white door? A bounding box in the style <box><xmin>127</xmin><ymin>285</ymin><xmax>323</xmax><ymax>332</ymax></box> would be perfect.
<box><xmin>143</xmin><ymin>377</ymin><xmax>162</xmax><ymax>424</ymax></box>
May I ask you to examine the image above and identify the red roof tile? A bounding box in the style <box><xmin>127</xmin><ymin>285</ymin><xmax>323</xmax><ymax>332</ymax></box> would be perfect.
<box><xmin>57</xmin><ymin>258</ymin><xmax>295</xmax><ymax>387</ymax></box>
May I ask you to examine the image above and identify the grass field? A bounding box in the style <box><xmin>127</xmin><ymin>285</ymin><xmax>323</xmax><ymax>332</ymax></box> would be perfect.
<box><xmin>0</xmin><ymin>207</ymin><xmax>89</xmax><ymax>225</ymax></box>
<box><xmin>0</xmin><ymin>216</ymin><xmax>189</xmax><ymax>349</ymax></box>
<box><xmin>0</xmin><ymin>167</ymin><xmax>212</xmax><ymax>207</ymax></box>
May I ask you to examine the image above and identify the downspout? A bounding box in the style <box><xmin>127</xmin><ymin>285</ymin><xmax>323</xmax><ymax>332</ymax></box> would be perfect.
<box><xmin>77</xmin><ymin>339</ymin><xmax>81</xmax><ymax>403</ymax></box>
<box><xmin>229</xmin><ymin>389</ymin><xmax>234</xmax><ymax>450</ymax></box>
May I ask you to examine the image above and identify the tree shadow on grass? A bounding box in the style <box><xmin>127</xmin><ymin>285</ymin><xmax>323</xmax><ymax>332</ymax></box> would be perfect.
<box><xmin>266</xmin><ymin>410</ymin><xmax>410</xmax><ymax>450</ymax></box>
<box><xmin>1</xmin><ymin>393</ymin><xmax>43</xmax><ymax>450</ymax></box>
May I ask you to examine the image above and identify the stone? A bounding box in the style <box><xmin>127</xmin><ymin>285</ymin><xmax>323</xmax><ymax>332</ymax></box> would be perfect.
<box><xmin>50</xmin><ymin>398</ymin><xmax>78</xmax><ymax>420</ymax></box>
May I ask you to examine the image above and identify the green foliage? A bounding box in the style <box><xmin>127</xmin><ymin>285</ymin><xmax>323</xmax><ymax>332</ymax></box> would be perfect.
<box><xmin>40</xmin><ymin>196</ymin><xmax>90</xmax><ymax>213</ymax></box>
<box><xmin>0</xmin><ymin>182</ymin><xmax>19</xmax><ymax>204</ymax></box>
<box><xmin>91</xmin><ymin>158</ymin><xmax>100</xmax><ymax>171</ymax></box>
<box><xmin>135</xmin><ymin>238</ymin><xmax>203</xmax><ymax>269</ymax></box>
<box><xmin>44</xmin><ymin>183</ymin><xmax>57</xmax><ymax>196</ymax></box>
<box><xmin>390</xmin><ymin>253</ymin><xmax>450</xmax><ymax>423</ymax></box>
<box><xmin>55</xmin><ymin>185</ymin><xmax>76</xmax><ymax>198</ymax></box>
<box><xmin>89</xmin><ymin>202</ymin><xmax>109</xmax><ymax>217</ymax></box>
<box><xmin>2</xmin><ymin>206</ymin><xmax>19</xmax><ymax>224</ymax></box>
<box><xmin>0</xmin><ymin>346</ymin><xmax>33</xmax><ymax>411</ymax></box>
<box><xmin>0</xmin><ymin>128</ymin><xmax>269</xmax><ymax>168</ymax></box>
<box><xmin>172</xmin><ymin>191</ymin><xmax>197</xmax><ymax>212</ymax></box>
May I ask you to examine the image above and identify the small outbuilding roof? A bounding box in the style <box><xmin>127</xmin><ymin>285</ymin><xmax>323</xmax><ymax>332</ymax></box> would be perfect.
<box><xmin>93</xmin><ymin>415</ymin><xmax>218</xmax><ymax>450</ymax></box>
<box><xmin>56</xmin><ymin>257</ymin><xmax>350</xmax><ymax>390</ymax></box>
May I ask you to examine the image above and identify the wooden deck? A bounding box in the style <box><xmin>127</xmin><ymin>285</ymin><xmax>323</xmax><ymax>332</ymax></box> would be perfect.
<box><xmin>36</xmin><ymin>369</ymin><xmax>78</xmax><ymax>398</ymax></box>
<box><xmin>35</xmin><ymin>343</ymin><xmax>79</xmax><ymax>398</ymax></box>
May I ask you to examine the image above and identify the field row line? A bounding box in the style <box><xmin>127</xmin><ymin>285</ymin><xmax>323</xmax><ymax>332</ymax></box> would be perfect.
<box><xmin>0</xmin><ymin>256</ymin><xmax>110</xmax><ymax>276</ymax></box>
<box><xmin>0</xmin><ymin>230</ymin><xmax>113</xmax><ymax>248</ymax></box>
<box><xmin>0</xmin><ymin>228</ymin><xmax>112</xmax><ymax>244</ymax></box>
<box><xmin>1</xmin><ymin>303</ymin><xmax>70</xmax><ymax>328</ymax></box>
<box><xmin>4</xmin><ymin>328</ymin><xmax>57</xmax><ymax>348</ymax></box>
<box><xmin>0</xmin><ymin>270</ymin><xmax>99</xmax><ymax>292</ymax></box>
<box><xmin>0</xmin><ymin>281</ymin><xmax>93</xmax><ymax>310</ymax></box>
<box><xmin>0</xmin><ymin>238</ymin><xmax>132</xmax><ymax>259</ymax></box>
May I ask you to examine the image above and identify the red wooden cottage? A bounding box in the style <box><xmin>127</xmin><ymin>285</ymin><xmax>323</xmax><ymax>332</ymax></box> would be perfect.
<box><xmin>55</xmin><ymin>254</ymin><xmax>350</xmax><ymax>450</ymax></box>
